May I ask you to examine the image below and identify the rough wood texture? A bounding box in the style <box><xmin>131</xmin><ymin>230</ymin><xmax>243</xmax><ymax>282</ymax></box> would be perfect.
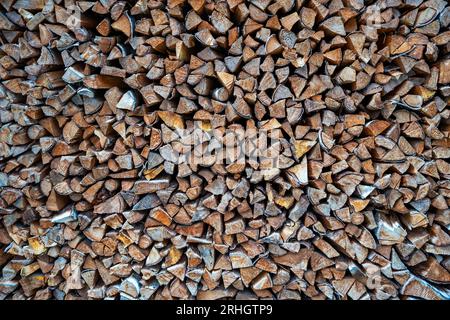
<box><xmin>0</xmin><ymin>0</ymin><xmax>450</xmax><ymax>300</ymax></box>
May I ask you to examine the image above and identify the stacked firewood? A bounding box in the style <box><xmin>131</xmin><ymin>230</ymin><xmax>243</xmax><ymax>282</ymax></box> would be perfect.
<box><xmin>0</xmin><ymin>0</ymin><xmax>450</xmax><ymax>300</ymax></box>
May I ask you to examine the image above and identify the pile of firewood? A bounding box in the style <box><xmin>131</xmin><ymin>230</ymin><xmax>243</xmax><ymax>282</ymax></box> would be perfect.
<box><xmin>0</xmin><ymin>0</ymin><xmax>450</xmax><ymax>300</ymax></box>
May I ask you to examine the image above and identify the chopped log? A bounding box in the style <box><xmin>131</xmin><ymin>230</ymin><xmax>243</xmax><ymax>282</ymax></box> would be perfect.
<box><xmin>0</xmin><ymin>0</ymin><xmax>449</xmax><ymax>302</ymax></box>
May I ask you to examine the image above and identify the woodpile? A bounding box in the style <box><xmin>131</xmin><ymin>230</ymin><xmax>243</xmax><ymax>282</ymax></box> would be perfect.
<box><xmin>0</xmin><ymin>0</ymin><xmax>450</xmax><ymax>300</ymax></box>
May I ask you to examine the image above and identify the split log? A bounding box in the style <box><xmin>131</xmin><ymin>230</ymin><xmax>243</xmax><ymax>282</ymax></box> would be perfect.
<box><xmin>0</xmin><ymin>0</ymin><xmax>449</xmax><ymax>301</ymax></box>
